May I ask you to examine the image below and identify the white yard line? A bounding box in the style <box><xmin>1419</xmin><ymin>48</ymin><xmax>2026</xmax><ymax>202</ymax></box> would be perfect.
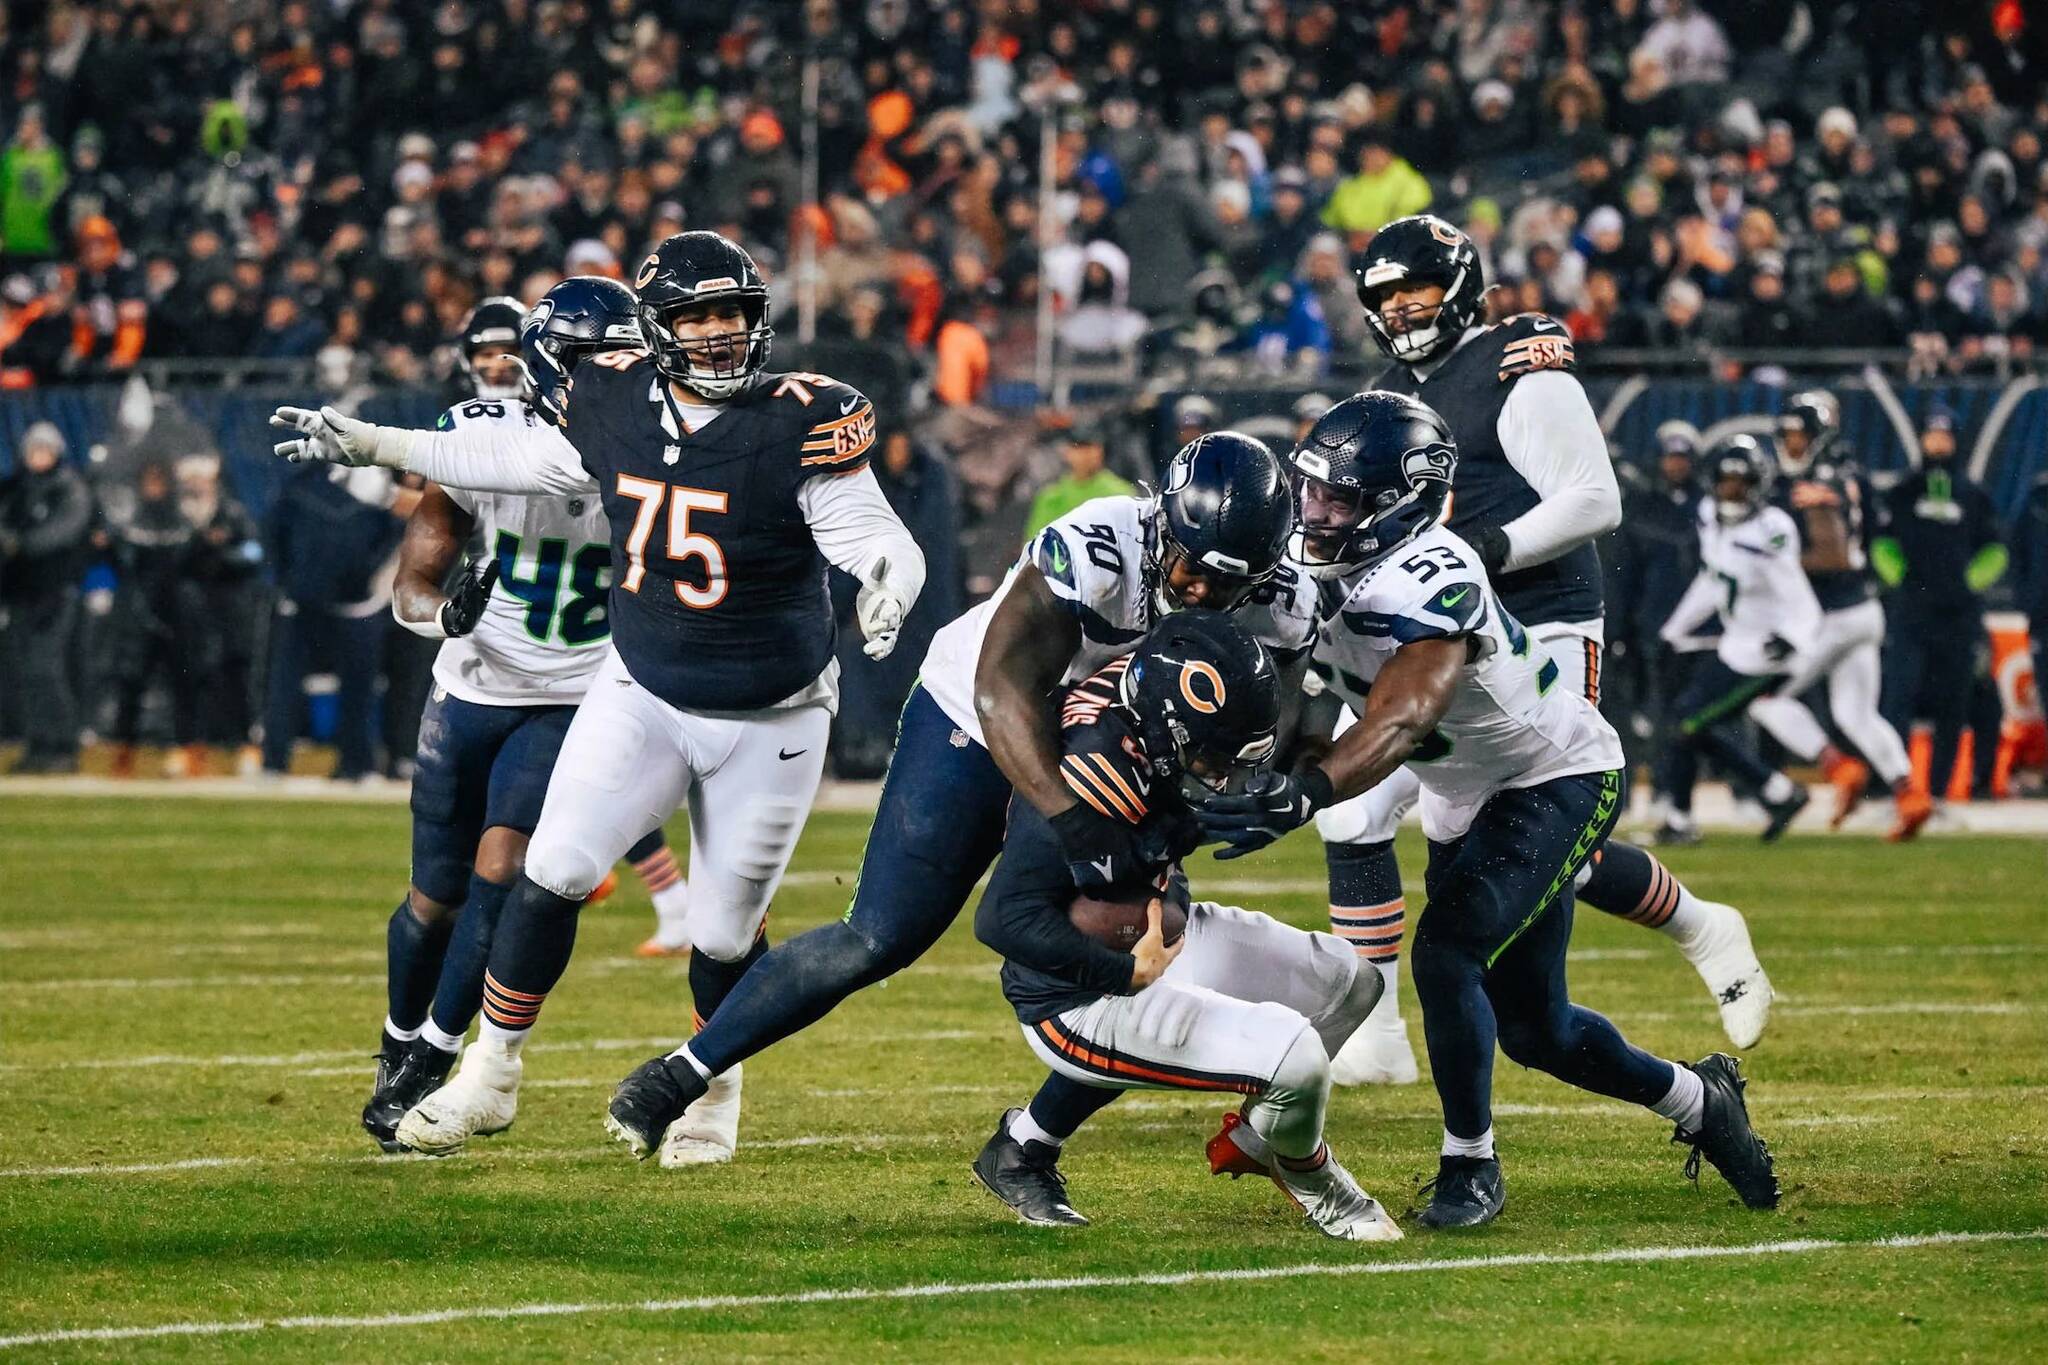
<box><xmin>0</xmin><ymin>1228</ymin><xmax>2037</xmax><ymax>1350</ymax></box>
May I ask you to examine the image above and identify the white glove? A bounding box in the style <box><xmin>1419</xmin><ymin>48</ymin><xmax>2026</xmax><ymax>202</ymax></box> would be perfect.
<box><xmin>855</xmin><ymin>556</ymin><xmax>908</xmax><ymax>660</ymax></box>
<box><xmin>268</xmin><ymin>405</ymin><xmax>402</xmax><ymax>468</ymax></box>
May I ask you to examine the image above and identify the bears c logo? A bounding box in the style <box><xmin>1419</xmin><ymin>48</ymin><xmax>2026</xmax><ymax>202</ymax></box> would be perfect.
<box><xmin>1179</xmin><ymin>660</ymin><xmax>1226</xmax><ymax>714</ymax></box>
<box><xmin>1424</xmin><ymin>216</ymin><xmax>1463</xmax><ymax>247</ymax></box>
<box><xmin>636</xmin><ymin>254</ymin><xmax>660</xmax><ymax>289</ymax></box>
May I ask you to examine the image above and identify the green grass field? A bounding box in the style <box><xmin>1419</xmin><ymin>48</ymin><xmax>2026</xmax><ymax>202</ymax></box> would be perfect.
<box><xmin>2</xmin><ymin>793</ymin><xmax>2044</xmax><ymax>1361</ymax></box>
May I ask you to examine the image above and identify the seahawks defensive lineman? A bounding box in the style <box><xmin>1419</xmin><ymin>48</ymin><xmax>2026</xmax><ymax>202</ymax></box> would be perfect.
<box><xmin>276</xmin><ymin>232</ymin><xmax>926</xmax><ymax>1164</ymax></box>
<box><xmin>1195</xmin><ymin>392</ymin><xmax>1781</xmax><ymax>1228</ymax></box>
<box><xmin>1315</xmin><ymin>215</ymin><xmax>1771</xmax><ymax>1085</ymax></box>
<box><xmin>602</xmin><ymin>432</ymin><xmax>1317</xmax><ymax>1165</ymax></box>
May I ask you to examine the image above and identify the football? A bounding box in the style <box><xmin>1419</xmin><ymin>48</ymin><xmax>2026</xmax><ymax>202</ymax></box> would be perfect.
<box><xmin>1067</xmin><ymin>890</ymin><xmax>1187</xmax><ymax>950</ymax></box>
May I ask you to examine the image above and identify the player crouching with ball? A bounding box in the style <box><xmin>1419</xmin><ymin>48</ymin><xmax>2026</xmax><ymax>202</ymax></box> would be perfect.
<box><xmin>971</xmin><ymin>611</ymin><xmax>1399</xmax><ymax>1242</ymax></box>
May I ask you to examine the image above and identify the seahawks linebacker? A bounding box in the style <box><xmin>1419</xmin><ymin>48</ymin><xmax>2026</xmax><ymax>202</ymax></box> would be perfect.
<box><xmin>1317</xmin><ymin>215</ymin><xmax>1771</xmax><ymax>1085</ymax></box>
<box><xmin>602</xmin><ymin>432</ymin><xmax>1316</xmax><ymax>1165</ymax></box>
<box><xmin>276</xmin><ymin>232</ymin><xmax>926</xmax><ymax>1163</ymax></box>
<box><xmin>1195</xmin><ymin>392</ymin><xmax>1781</xmax><ymax>1227</ymax></box>
<box><xmin>359</xmin><ymin>283</ymin><xmax>693</xmax><ymax>1149</ymax></box>
<box><xmin>972</xmin><ymin>612</ymin><xmax>1397</xmax><ymax>1241</ymax></box>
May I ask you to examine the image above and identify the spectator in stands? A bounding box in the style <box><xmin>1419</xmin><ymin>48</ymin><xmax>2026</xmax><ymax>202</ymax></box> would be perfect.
<box><xmin>1321</xmin><ymin>131</ymin><xmax>1432</xmax><ymax>236</ymax></box>
<box><xmin>104</xmin><ymin>459</ymin><xmax>199</xmax><ymax>777</ymax></box>
<box><xmin>1026</xmin><ymin>421</ymin><xmax>1133</xmax><ymax>539</ymax></box>
<box><xmin>176</xmin><ymin>454</ymin><xmax>262</xmax><ymax>771</ymax></box>
<box><xmin>0</xmin><ymin>421</ymin><xmax>89</xmax><ymax>772</ymax></box>
<box><xmin>0</xmin><ymin>103</ymin><xmax>65</xmax><ymax>266</ymax></box>
<box><xmin>1057</xmin><ymin>241</ymin><xmax>1147</xmax><ymax>358</ymax></box>
<box><xmin>1800</xmin><ymin>257</ymin><xmax>1900</xmax><ymax>347</ymax></box>
<box><xmin>1115</xmin><ymin>142</ymin><xmax>1217</xmax><ymax>318</ymax></box>
<box><xmin>1734</xmin><ymin>253</ymin><xmax>1798</xmax><ymax>347</ymax></box>
<box><xmin>1644</xmin><ymin>277</ymin><xmax>1717</xmax><ymax>348</ymax></box>
<box><xmin>932</xmin><ymin>290</ymin><xmax>992</xmax><ymax>408</ymax></box>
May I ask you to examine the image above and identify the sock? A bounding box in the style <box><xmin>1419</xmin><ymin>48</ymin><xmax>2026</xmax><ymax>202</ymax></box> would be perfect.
<box><xmin>1275</xmin><ymin>1142</ymin><xmax>1330</xmax><ymax>1174</ymax></box>
<box><xmin>1761</xmin><ymin>771</ymin><xmax>1796</xmax><ymax>803</ymax></box>
<box><xmin>428</xmin><ymin>874</ymin><xmax>514</xmax><ymax>1041</ymax></box>
<box><xmin>685</xmin><ymin>919</ymin><xmax>891</xmax><ymax>1078</ymax></box>
<box><xmin>1442</xmin><ymin>1126</ymin><xmax>1495</xmax><ymax>1159</ymax></box>
<box><xmin>1008</xmin><ymin>1106</ymin><xmax>1065</xmax><ymax>1149</ymax></box>
<box><xmin>385</xmin><ymin>895</ymin><xmax>456</xmax><ymax>1034</ymax></box>
<box><xmin>1582</xmin><ymin>843</ymin><xmax>1719</xmax><ymax>943</ymax></box>
<box><xmin>1327</xmin><ymin>840</ymin><xmax>1405</xmax><ymax>1027</ymax></box>
<box><xmin>419</xmin><ymin>1019</ymin><xmax>463</xmax><ymax>1054</ymax></box>
<box><xmin>1649</xmin><ymin>1061</ymin><xmax>1706</xmax><ymax>1132</ymax></box>
<box><xmin>633</xmin><ymin>841</ymin><xmax>689</xmax><ymax>939</ymax></box>
<box><xmin>477</xmin><ymin>1017</ymin><xmax>529</xmax><ymax>1060</ymax></box>
<box><xmin>477</xmin><ymin>877</ymin><xmax>583</xmax><ymax>1049</ymax></box>
<box><xmin>687</xmin><ymin>929</ymin><xmax>769</xmax><ymax>1026</ymax></box>
<box><xmin>1023</xmin><ymin>1072</ymin><xmax>1123</xmax><ymax>1144</ymax></box>
<box><xmin>382</xmin><ymin>1017</ymin><xmax>421</xmax><ymax>1047</ymax></box>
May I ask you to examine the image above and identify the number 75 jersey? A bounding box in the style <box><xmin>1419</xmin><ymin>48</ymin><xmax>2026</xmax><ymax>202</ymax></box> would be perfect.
<box><xmin>1311</xmin><ymin>525</ymin><xmax>1623</xmax><ymax>838</ymax></box>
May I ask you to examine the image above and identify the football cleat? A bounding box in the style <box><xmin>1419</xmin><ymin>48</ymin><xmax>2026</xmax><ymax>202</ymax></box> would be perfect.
<box><xmin>972</xmin><ymin>1109</ymin><xmax>1090</xmax><ymax>1227</ymax></box>
<box><xmin>1675</xmin><ymin>901</ymin><xmax>1773</xmax><ymax>1050</ymax></box>
<box><xmin>1674</xmin><ymin>1053</ymin><xmax>1781</xmax><ymax>1209</ymax></box>
<box><xmin>1825</xmin><ymin>755</ymin><xmax>1870</xmax><ymax>829</ymax></box>
<box><xmin>658</xmin><ymin>1064</ymin><xmax>742</xmax><ymax>1167</ymax></box>
<box><xmin>361</xmin><ymin>1037</ymin><xmax>458</xmax><ymax>1152</ymax></box>
<box><xmin>1415</xmin><ymin>1154</ymin><xmax>1507</xmax><ymax>1229</ymax></box>
<box><xmin>604</xmin><ymin>1053</ymin><xmax>703</xmax><ymax>1159</ymax></box>
<box><xmin>1887</xmin><ymin>785</ymin><xmax>1934</xmax><ymax>843</ymax></box>
<box><xmin>1206</xmin><ymin>1109</ymin><xmax>1269</xmax><ymax>1178</ymax></box>
<box><xmin>1759</xmin><ymin>786</ymin><xmax>1809</xmax><ymax>843</ymax></box>
<box><xmin>582</xmin><ymin>871</ymin><xmax>619</xmax><ymax>907</ymax></box>
<box><xmin>1652</xmin><ymin>817</ymin><xmax>1702</xmax><ymax>847</ymax></box>
<box><xmin>1330</xmin><ymin>1013</ymin><xmax>1420</xmax><ymax>1086</ymax></box>
<box><xmin>1271</xmin><ymin>1149</ymin><xmax>1404</xmax><ymax>1242</ymax></box>
<box><xmin>634</xmin><ymin>936</ymin><xmax>692</xmax><ymax>959</ymax></box>
<box><xmin>393</xmin><ymin>1043</ymin><xmax>521</xmax><ymax>1155</ymax></box>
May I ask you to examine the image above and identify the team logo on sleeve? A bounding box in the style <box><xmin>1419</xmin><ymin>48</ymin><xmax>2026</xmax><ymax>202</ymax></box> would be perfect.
<box><xmin>1035</xmin><ymin>528</ymin><xmax>1076</xmax><ymax>587</ymax></box>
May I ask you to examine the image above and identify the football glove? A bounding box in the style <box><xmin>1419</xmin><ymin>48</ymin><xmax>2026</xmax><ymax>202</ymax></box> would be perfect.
<box><xmin>269</xmin><ymin>405</ymin><xmax>397</xmax><ymax>467</ymax></box>
<box><xmin>1466</xmin><ymin>523</ymin><xmax>1513</xmax><ymax>578</ymax></box>
<box><xmin>855</xmin><ymin>556</ymin><xmax>908</xmax><ymax>660</ymax></box>
<box><xmin>440</xmin><ymin>558</ymin><xmax>501</xmax><ymax>637</ymax></box>
<box><xmin>1193</xmin><ymin>767</ymin><xmax>1335</xmax><ymax>860</ymax></box>
<box><xmin>1049</xmin><ymin>802</ymin><xmax>1147</xmax><ymax>891</ymax></box>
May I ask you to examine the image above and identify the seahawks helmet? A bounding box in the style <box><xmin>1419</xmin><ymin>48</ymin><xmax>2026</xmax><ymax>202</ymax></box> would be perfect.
<box><xmin>458</xmin><ymin>296</ymin><xmax>529</xmax><ymax>401</ymax></box>
<box><xmin>1118</xmin><ymin>610</ymin><xmax>1280</xmax><ymax>796</ymax></box>
<box><xmin>1706</xmin><ymin>433</ymin><xmax>1775</xmax><ymax>526</ymax></box>
<box><xmin>634</xmin><ymin>230</ymin><xmax>773</xmax><ymax>399</ymax></box>
<box><xmin>1147</xmin><ymin>432</ymin><xmax>1294</xmax><ymax>615</ymax></box>
<box><xmin>1775</xmin><ymin>389</ymin><xmax>1840</xmax><ymax>475</ymax></box>
<box><xmin>521</xmin><ymin>275</ymin><xmax>644</xmax><ymax>426</ymax></box>
<box><xmin>1287</xmin><ymin>391</ymin><xmax>1457</xmax><ymax>577</ymax></box>
<box><xmin>1355</xmin><ymin>214</ymin><xmax>1486</xmax><ymax>365</ymax></box>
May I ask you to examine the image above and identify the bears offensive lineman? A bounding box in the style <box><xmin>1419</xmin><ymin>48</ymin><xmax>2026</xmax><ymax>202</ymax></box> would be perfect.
<box><xmin>276</xmin><ymin>231</ymin><xmax>926</xmax><ymax>1162</ymax></box>
<box><xmin>1196</xmin><ymin>392</ymin><xmax>1780</xmax><ymax>1227</ymax></box>
<box><xmin>360</xmin><ymin>283</ymin><xmax>700</xmax><ymax>1149</ymax></box>
<box><xmin>1316</xmin><ymin>215</ymin><xmax>1771</xmax><ymax>1083</ymax></box>
<box><xmin>602</xmin><ymin>433</ymin><xmax>1316</xmax><ymax>1166</ymax></box>
<box><xmin>972</xmin><ymin>613</ymin><xmax>1397</xmax><ymax>1240</ymax></box>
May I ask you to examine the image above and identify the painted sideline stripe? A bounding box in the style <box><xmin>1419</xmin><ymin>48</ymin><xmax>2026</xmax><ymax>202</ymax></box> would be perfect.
<box><xmin>1</xmin><ymin>1229</ymin><xmax>2037</xmax><ymax>1350</ymax></box>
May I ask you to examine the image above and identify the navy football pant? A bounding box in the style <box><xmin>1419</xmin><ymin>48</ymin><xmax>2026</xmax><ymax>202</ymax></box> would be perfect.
<box><xmin>1654</xmin><ymin>655</ymin><xmax>1788</xmax><ymax>814</ymax></box>
<box><xmin>687</xmin><ymin>687</ymin><xmax>1014</xmax><ymax>1076</ymax></box>
<box><xmin>1410</xmin><ymin>770</ymin><xmax>1677</xmax><ymax>1141</ymax></box>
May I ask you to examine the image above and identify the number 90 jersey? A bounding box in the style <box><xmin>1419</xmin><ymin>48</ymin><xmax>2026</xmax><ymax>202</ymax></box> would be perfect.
<box><xmin>919</xmin><ymin>495</ymin><xmax>1315</xmax><ymax>745</ymax></box>
<box><xmin>433</xmin><ymin>399</ymin><xmax>614</xmax><ymax>707</ymax></box>
<box><xmin>1312</xmin><ymin>525</ymin><xmax>1623</xmax><ymax>841</ymax></box>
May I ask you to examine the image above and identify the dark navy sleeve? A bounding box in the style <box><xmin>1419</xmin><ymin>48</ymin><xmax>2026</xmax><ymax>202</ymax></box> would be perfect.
<box><xmin>974</xmin><ymin>799</ymin><xmax>1137</xmax><ymax>998</ymax></box>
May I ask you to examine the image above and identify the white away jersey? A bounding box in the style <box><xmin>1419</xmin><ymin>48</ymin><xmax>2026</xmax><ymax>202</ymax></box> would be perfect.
<box><xmin>1311</xmin><ymin>525</ymin><xmax>1623</xmax><ymax>841</ymax></box>
<box><xmin>919</xmin><ymin>495</ymin><xmax>1315</xmax><ymax>744</ymax></box>
<box><xmin>429</xmin><ymin>399</ymin><xmax>614</xmax><ymax>706</ymax></box>
<box><xmin>1693</xmin><ymin>501</ymin><xmax>1823</xmax><ymax>677</ymax></box>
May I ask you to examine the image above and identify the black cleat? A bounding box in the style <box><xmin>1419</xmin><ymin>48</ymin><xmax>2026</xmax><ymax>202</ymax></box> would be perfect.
<box><xmin>1674</xmin><ymin>1053</ymin><xmax>1781</xmax><ymax>1209</ymax></box>
<box><xmin>1415</xmin><ymin>1154</ymin><xmax>1506</xmax><ymax>1229</ymax></box>
<box><xmin>1759</xmin><ymin>787</ymin><xmax>1810</xmax><ymax>843</ymax></box>
<box><xmin>971</xmin><ymin>1109</ymin><xmax>1089</xmax><ymax>1227</ymax></box>
<box><xmin>361</xmin><ymin>1037</ymin><xmax>458</xmax><ymax>1152</ymax></box>
<box><xmin>604</xmin><ymin>1053</ymin><xmax>704</xmax><ymax>1160</ymax></box>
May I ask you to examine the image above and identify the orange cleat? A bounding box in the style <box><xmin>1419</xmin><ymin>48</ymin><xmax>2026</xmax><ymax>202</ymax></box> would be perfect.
<box><xmin>1206</xmin><ymin>1110</ymin><xmax>1268</xmax><ymax>1178</ymax></box>
<box><xmin>1824</xmin><ymin>753</ymin><xmax>1870</xmax><ymax>829</ymax></box>
<box><xmin>634</xmin><ymin>937</ymin><xmax>692</xmax><ymax>959</ymax></box>
<box><xmin>1887</xmin><ymin>785</ymin><xmax>1934</xmax><ymax>843</ymax></box>
<box><xmin>109</xmin><ymin>745</ymin><xmax>137</xmax><ymax>779</ymax></box>
<box><xmin>582</xmin><ymin>870</ymin><xmax>619</xmax><ymax>906</ymax></box>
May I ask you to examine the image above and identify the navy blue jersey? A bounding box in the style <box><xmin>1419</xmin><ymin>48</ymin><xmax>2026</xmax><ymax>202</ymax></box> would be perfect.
<box><xmin>1373</xmin><ymin>314</ymin><xmax>1605</xmax><ymax>626</ymax></box>
<box><xmin>1773</xmin><ymin>459</ymin><xmax>1876</xmax><ymax>611</ymax></box>
<box><xmin>564</xmin><ymin>355</ymin><xmax>875</xmax><ymax>711</ymax></box>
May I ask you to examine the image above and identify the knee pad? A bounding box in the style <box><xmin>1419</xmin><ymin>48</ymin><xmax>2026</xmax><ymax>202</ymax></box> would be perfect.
<box><xmin>684</xmin><ymin>904</ymin><xmax>769</xmax><ymax>963</ymax></box>
<box><xmin>1312</xmin><ymin>952</ymin><xmax>1384</xmax><ymax>1054</ymax></box>
<box><xmin>1247</xmin><ymin>1024</ymin><xmax>1332</xmax><ymax>1160</ymax></box>
<box><xmin>521</xmin><ymin>834</ymin><xmax>607</xmax><ymax>901</ymax></box>
<box><xmin>730</xmin><ymin>796</ymin><xmax>808</xmax><ymax>885</ymax></box>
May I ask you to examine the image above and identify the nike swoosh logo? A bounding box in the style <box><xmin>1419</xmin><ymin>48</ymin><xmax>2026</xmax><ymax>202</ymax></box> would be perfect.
<box><xmin>840</xmin><ymin>396</ymin><xmax>860</xmax><ymax>414</ymax></box>
<box><xmin>1530</xmin><ymin>317</ymin><xmax>1559</xmax><ymax>331</ymax></box>
<box><xmin>778</xmin><ymin>748</ymin><xmax>808</xmax><ymax>761</ymax></box>
<box><xmin>1089</xmin><ymin>857</ymin><xmax>1116</xmax><ymax>880</ymax></box>
<box><xmin>1442</xmin><ymin>586</ymin><xmax>1471</xmax><ymax>607</ymax></box>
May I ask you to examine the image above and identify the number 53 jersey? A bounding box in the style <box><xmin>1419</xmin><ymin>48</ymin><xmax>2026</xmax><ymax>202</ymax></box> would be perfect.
<box><xmin>432</xmin><ymin>399</ymin><xmax>615</xmax><ymax>707</ymax></box>
<box><xmin>1311</xmin><ymin>525</ymin><xmax>1623</xmax><ymax>841</ymax></box>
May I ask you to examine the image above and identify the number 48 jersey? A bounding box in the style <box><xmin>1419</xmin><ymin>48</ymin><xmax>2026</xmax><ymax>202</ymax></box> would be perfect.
<box><xmin>432</xmin><ymin>399</ymin><xmax>614</xmax><ymax>707</ymax></box>
<box><xmin>1311</xmin><ymin>525</ymin><xmax>1623</xmax><ymax>840</ymax></box>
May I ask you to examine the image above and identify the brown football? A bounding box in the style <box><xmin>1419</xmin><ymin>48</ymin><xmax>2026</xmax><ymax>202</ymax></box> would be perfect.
<box><xmin>1067</xmin><ymin>892</ymin><xmax>1187</xmax><ymax>951</ymax></box>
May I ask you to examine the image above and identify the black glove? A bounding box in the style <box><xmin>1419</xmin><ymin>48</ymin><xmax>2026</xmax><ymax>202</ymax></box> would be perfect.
<box><xmin>1049</xmin><ymin>801</ymin><xmax>1145</xmax><ymax>891</ymax></box>
<box><xmin>439</xmin><ymin>558</ymin><xmax>501</xmax><ymax>637</ymax></box>
<box><xmin>1467</xmin><ymin>523</ymin><xmax>1513</xmax><ymax>578</ymax></box>
<box><xmin>1762</xmin><ymin>634</ymin><xmax>1796</xmax><ymax>664</ymax></box>
<box><xmin>1193</xmin><ymin>767</ymin><xmax>1335</xmax><ymax>861</ymax></box>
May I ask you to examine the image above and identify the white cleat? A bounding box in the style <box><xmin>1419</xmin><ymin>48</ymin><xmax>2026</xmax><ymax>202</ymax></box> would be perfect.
<box><xmin>1271</xmin><ymin>1151</ymin><xmax>1404</xmax><ymax>1243</ymax></box>
<box><xmin>1330</xmin><ymin>1015</ymin><xmax>1420</xmax><ymax>1087</ymax></box>
<box><xmin>394</xmin><ymin>1044</ymin><xmax>522</xmax><ymax>1155</ymax></box>
<box><xmin>658</xmin><ymin>1063</ymin><xmax>741</xmax><ymax>1168</ymax></box>
<box><xmin>1679</xmin><ymin>901</ymin><xmax>1774</xmax><ymax>1050</ymax></box>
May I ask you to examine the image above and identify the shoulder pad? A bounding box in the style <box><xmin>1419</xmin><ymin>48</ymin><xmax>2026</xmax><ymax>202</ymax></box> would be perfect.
<box><xmin>1491</xmin><ymin>313</ymin><xmax>1577</xmax><ymax>381</ymax></box>
<box><xmin>781</xmin><ymin>372</ymin><xmax>876</xmax><ymax>476</ymax></box>
<box><xmin>1056</xmin><ymin>698</ymin><xmax>1153</xmax><ymax>828</ymax></box>
<box><xmin>1346</xmin><ymin>551</ymin><xmax>1484</xmax><ymax>643</ymax></box>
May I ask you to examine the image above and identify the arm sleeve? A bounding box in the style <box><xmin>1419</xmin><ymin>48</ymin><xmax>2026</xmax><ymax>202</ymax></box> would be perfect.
<box><xmin>383</xmin><ymin>417</ymin><xmax>597</xmax><ymax>497</ymax></box>
<box><xmin>795</xmin><ymin>464</ymin><xmax>927</xmax><ymax>605</ymax></box>
<box><xmin>973</xmin><ymin>804</ymin><xmax>1138</xmax><ymax>996</ymax></box>
<box><xmin>1493</xmin><ymin>370</ymin><xmax>1623</xmax><ymax>572</ymax></box>
<box><xmin>1660</xmin><ymin>571</ymin><xmax>1723</xmax><ymax>648</ymax></box>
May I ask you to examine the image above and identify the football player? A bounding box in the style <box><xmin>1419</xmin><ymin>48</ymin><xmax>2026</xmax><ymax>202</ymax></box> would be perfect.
<box><xmin>1317</xmin><ymin>215</ymin><xmax>1771</xmax><ymax>1083</ymax></box>
<box><xmin>1654</xmin><ymin>436</ymin><xmax>1824</xmax><ymax>839</ymax></box>
<box><xmin>1195</xmin><ymin>393</ymin><xmax>1781</xmax><ymax>1228</ymax></box>
<box><xmin>276</xmin><ymin>231</ymin><xmax>927</xmax><ymax>1161</ymax></box>
<box><xmin>602</xmin><ymin>432</ymin><xmax>1316</xmax><ymax>1166</ymax></box>
<box><xmin>359</xmin><ymin>284</ymin><xmax>694</xmax><ymax>1149</ymax></box>
<box><xmin>1745</xmin><ymin>390</ymin><xmax>1928</xmax><ymax>839</ymax></box>
<box><xmin>972</xmin><ymin>612</ymin><xmax>1398</xmax><ymax>1240</ymax></box>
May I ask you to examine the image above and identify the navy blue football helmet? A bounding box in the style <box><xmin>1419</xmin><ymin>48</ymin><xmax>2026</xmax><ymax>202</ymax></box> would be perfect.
<box><xmin>1355</xmin><ymin>214</ymin><xmax>1486</xmax><ymax>364</ymax></box>
<box><xmin>1118</xmin><ymin>609</ymin><xmax>1280</xmax><ymax>795</ymax></box>
<box><xmin>521</xmin><ymin>275</ymin><xmax>645</xmax><ymax>426</ymax></box>
<box><xmin>1774</xmin><ymin>388</ymin><xmax>1840</xmax><ymax>475</ymax></box>
<box><xmin>458</xmin><ymin>296</ymin><xmax>528</xmax><ymax>401</ymax></box>
<box><xmin>634</xmin><ymin>230</ymin><xmax>773</xmax><ymax>399</ymax></box>
<box><xmin>1287</xmin><ymin>391</ymin><xmax>1457</xmax><ymax>576</ymax></box>
<box><xmin>1147</xmin><ymin>431</ymin><xmax>1294</xmax><ymax>614</ymax></box>
<box><xmin>1707</xmin><ymin>433</ymin><xmax>1775</xmax><ymax>526</ymax></box>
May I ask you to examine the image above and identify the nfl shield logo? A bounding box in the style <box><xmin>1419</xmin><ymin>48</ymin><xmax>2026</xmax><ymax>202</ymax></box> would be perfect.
<box><xmin>663</xmin><ymin>444</ymin><xmax>682</xmax><ymax>465</ymax></box>
<box><xmin>567</xmin><ymin>498</ymin><xmax>585</xmax><ymax>516</ymax></box>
